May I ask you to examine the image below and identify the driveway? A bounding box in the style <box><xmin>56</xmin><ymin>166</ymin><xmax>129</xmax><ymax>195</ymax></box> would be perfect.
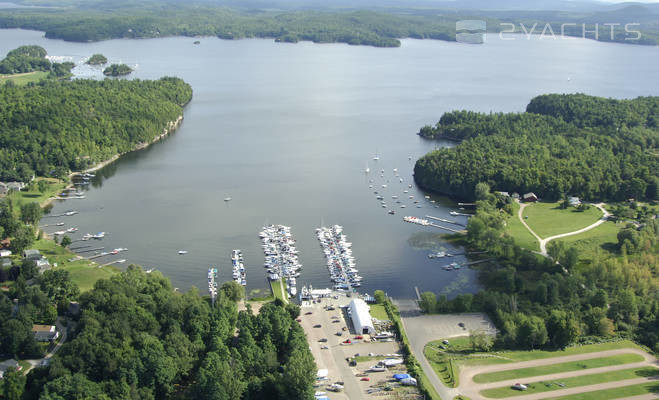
<box><xmin>24</xmin><ymin>318</ymin><xmax>69</xmax><ymax>373</ymax></box>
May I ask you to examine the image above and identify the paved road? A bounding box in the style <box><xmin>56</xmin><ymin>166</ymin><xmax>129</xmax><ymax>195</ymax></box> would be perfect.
<box><xmin>459</xmin><ymin>348</ymin><xmax>658</xmax><ymax>400</ymax></box>
<box><xmin>518</xmin><ymin>201</ymin><xmax>611</xmax><ymax>256</ymax></box>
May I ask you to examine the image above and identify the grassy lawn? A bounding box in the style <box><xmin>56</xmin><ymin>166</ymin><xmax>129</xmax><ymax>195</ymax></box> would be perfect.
<box><xmin>369</xmin><ymin>304</ymin><xmax>389</xmax><ymax>321</ymax></box>
<box><xmin>473</xmin><ymin>353</ymin><xmax>644</xmax><ymax>384</ymax></box>
<box><xmin>522</xmin><ymin>202</ymin><xmax>602</xmax><ymax>239</ymax></box>
<box><xmin>554</xmin><ymin>220</ymin><xmax>622</xmax><ymax>262</ymax></box>
<box><xmin>269</xmin><ymin>279</ymin><xmax>288</xmax><ymax>302</ymax></box>
<box><xmin>0</xmin><ymin>71</ymin><xmax>49</xmax><ymax>85</ymax></box>
<box><xmin>505</xmin><ymin>202</ymin><xmax>540</xmax><ymax>251</ymax></box>
<box><xmin>6</xmin><ymin>178</ymin><xmax>67</xmax><ymax>213</ymax></box>
<box><xmin>425</xmin><ymin>336</ymin><xmax>475</xmax><ymax>387</ymax></box>
<box><xmin>33</xmin><ymin>238</ymin><xmax>118</xmax><ymax>292</ymax></box>
<box><xmin>480</xmin><ymin>366</ymin><xmax>658</xmax><ymax>398</ymax></box>
<box><xmin>549</xmin><ymin>381</ymin><xmax>659</xmax><ymax>400</ymax></box>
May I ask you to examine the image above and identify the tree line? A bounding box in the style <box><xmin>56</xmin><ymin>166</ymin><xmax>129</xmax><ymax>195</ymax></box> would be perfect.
<box><xmin>0</xmin><ymin>45</ymin><xmax>74</xmax><ymax>79</ymax></box>
<box><xmin>419</xmin><ymin>183</ymin><xmax>658</xmax><ymax>352</ymax></box>
<box><xmin>415</xmin><ymin>94</ymin><xmax>659</xmax><ymax>202</ymax></box>
<box><xmin>0</xmin><ymin>76</ymin><xmax>192</xmax><ymax>182</ymax></box>
<box><xmin>3</xmin><ymin>267</ymin><xmax>317</xmax><ymax>400</ymax></box>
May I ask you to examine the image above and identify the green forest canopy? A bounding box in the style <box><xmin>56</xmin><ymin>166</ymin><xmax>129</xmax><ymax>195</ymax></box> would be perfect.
<box><xmin>2</xmin><ymin>266</ymin><xmax>316</xmax><ymax>399</ymax></box>
<box><xmin>0</xmin><ymin>44</ymin><xmax>73</xmax><ymax>77</ymax></box>
<box><xmin>414</xmin><ymin>94</ymin><xmax>659</xmax><ymax>201</ymax></box>
<box><xmin>0</xmin><ymin>76</ymin><xmax>192</xmax><ymax>182</ymax></box>
<box><xmin>86</xmin><ymin>53</ymin><xmax>107</xmax><ymax>65</ymax></box>
<box><xmin>103</xmin><ymin>63</ymin><xmax>132</xmax><ymax>76</ymax></box>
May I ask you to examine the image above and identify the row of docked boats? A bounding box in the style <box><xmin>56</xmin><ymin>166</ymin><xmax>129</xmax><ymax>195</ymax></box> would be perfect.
<box><xmin>403</xmin><ymin>216</ymin><xmax>430</xmax><ymax>226</ymax></box>
<box><xmin>259</xmin><ymin>225</ymin><xmax>301</xmax><ymax>297</ymax></box>
<box><xmin>231</xmin><ymin>249</ymin><xmax>247</xmax><ymax>286</ymax></box>
<box><xmin>208</xmin><ymin>267</ymin><xmax>218</xmax><ymax>303</ymax></box>
<box><xmin>316</xmin><ymin>225</ymin><xmax>362</xmax><ymax>290</ymax></box>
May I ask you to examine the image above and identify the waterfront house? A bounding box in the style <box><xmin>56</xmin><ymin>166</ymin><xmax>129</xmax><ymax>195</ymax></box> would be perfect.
<box><xmin>0</xmin><ymin>359</ymin><xmax>21</xmax><ymax>379</ymax></box>
<box><xmin>32</xmin><ymin>325</ymin><xmax>59</xmax><ymax>342</ymax></box>
<box><xmin>523</xmin><ymin>192</ymin><xmax>538</xmax><ymax>202</ymax></box>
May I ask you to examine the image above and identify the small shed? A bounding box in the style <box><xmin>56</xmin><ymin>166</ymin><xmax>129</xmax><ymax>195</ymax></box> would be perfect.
<box><xmin>23</xmin><ymin>249</ymin><xmax>42</xmax><ymax>260</ymax></box>
<box><xmin>522</xmin><ymin>192</ymin><xmax>538</xmax><ymax>202</ymax></box>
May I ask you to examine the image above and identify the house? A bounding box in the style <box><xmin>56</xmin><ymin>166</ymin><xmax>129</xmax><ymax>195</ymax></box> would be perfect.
<box><xmin>36</xmin><ymin>258</ymin><xmax>51</xmax><ymax>272</ymax></box>
<box><xmin>0</xmin><ymin>359</ymin><xmax>21</xmax><ymax>379</ymax></box>
<box><xmin>6</xmin><ymin>182</ymin><xmax>25</xmax><ymax>192</ymax></box>
<box><xmin>511</xmin><ymin>192</ymin><xmax>520</xmax><ymax>200</ymax></box>
<box><xmin>32</xmin><ymin>325</ymin><xmax>59</xmax><ymax>342</ymax></box>
<box><xmin>522</xmin><ymin>192</ymin><xmax>538</xmax><ymax>202</ymax></box>
<box><xmin>496</xmin><ymin>191</ymin><xmax>510</xmax><ymax>197</ymax></box>
<box><xmin>0</xmin><ymin>249</ymin><xmax>11</xmax><ymax>257</ymax></box>
<box><xmin>0</xmin><ymin>182</ymin><xmax>7</xmax><ymax>196</ymax></box>
<box><xmin>23</xmin><ymin>249</ymin><xmax>42</xmax><ymax>261</ymax></box>
<box><xmin>568</xmin><ymin>196</ymin><xmax>581</xmax><ymax>207</ymax></box>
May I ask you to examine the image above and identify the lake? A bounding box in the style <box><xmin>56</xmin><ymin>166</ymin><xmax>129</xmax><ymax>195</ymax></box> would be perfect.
<box><xmin>1</xmin><ymin>29</ymin><xmax>658</xmax><ymax>298</ymax></box>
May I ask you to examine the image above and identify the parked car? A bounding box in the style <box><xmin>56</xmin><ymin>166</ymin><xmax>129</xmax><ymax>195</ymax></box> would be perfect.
<box><xmin>319</xmin><ymin>338</ymin><xmax>328</xmax><ymax>343</ymax></box>
<box><xmin>313</xmin><ymin>324</ymin><xmax>322</xmax><ymax>328</ymax></box>
<box><xmin>512</xmin><ymin>383</ymin><xmax>528</xmax><ymax>391</ymax></box>
<box><xmin>296</xmin><ymin>318</ymin><xmax>302</xmax><ymax>322</ymax></box>
<box><xmin>360</xmin><ymin>377</ymin><xmax>370</xmax><ymax>381</ymax></box>
<box><xmin>321</xmin><ymin>345</ymin><xmax>329</xmax><ymax>350</ymax></box>
<box><xmin>342</xmin><ymin>339</ymin><xmax>352</xmax><ymax>344</ymax></box>
<box><xmin>336</xmin><ymin>332</ymin><xmax>343</xmax><ymax>336</ymax></box>
<box><xmin>355</xmin><ymin>335</ymin><xmax>363</xmax><ymax>339</ymax></box>
<box><xmin>305</xmin><ymin>311</ymin><xmax>313</xmax><ymax>315</ymax></box>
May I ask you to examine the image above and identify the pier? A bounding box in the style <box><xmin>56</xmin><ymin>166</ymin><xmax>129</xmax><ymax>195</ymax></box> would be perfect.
<box><xmin>425</xmin><ymin>215</ymin><xmax>465</xmax><ymax>227</ymax></box>
<box><xmin>428</xmin><ymin>223</ymin><xmax>467</xmax><ymax>234</ymax></box>
<box><xmin>458</xmin><ymin>203</ymin><xmax>476</xmax><ymax>206</ymax></box>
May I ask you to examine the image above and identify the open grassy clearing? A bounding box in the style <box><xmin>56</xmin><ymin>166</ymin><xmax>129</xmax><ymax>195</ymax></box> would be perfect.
<box><xmin>269</xmin><ymin>279</ymin><xmax>287</xmax><ymax>302</ymax></box>
<box><xmin>33</xmin><ymin>238</ymin><xmax>119</xmax><ymax>292</ymax></box>
<box><xmin>548</xmin><ymin>380</ymin><xmax>659</xmax><ymax>400</ymax></box>
<box><xmin>6</xmin><ymin>178</ymin><xmax>66</xmax><ymax>212</ymax></box>
<box><xmin>522</xmin><ymin>202</ymin><xmax>603</xmax><ymax>238</ymax></box>
<box><xmin>369</xmin><ymin>304</ymin><xmax>389</xmax><ymax>320</ymax></box>
<box><xmin>555</xmin><ymin>220</ymin><xmax>622</xmax><ymax>261</ymax></box>
<box><xmin>473</xmin><ymin>353</ymin><xmax>644</xmax><ymax>384</ymax></box>
<box><xmin>0</xmin><ymin>71</ymin><xmax>49</xmax><ymax>85</ymax></box>
<box><xmin>505</xmin><ymin>202</ymin><xmax>540</xmax><ymax>251</ymax></box>
<box><xmin>480</xmin><ymin>366</ymin><xmax>658</xmax><ymax>398</ymax></box>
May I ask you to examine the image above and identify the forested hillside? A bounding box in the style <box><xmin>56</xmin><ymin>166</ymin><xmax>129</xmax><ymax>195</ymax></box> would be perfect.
<box><xmin>415</xmin><ymin>94</ymin><xmax>659</xmax><ymax>201</ymax></box>
<box><xmin>0</xmin><ymin>77</ymin><xmax>192</xmax><ymax>182</ymax></box>
<box><xmin>0</xmin><ymin>45</ymin><xmax>73</xmax><ymax>77</ymax></box>
<box><xmin>2</xmin><ymin>267</ymin><xmax>316</xmax><ymax>399</ymax></box>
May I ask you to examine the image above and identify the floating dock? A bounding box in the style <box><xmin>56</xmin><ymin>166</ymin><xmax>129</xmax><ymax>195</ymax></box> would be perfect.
<box><xmin>425</xmin><ymin>215</ymin><xmax>465</xmax><ymax>227</ymax></box>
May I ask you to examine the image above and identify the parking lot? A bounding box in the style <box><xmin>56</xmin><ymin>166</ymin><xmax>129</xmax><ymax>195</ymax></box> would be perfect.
<box><xmin>299</xmin><ymin>293</ymin><xmax>422</xmax><ymax>399</ymax></box>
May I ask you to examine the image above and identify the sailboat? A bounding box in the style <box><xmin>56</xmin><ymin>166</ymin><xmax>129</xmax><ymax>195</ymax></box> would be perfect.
<box><xmin>373</xmin><ymin>149</ymin><xmax>379</xmax><ymax>161</ymax></box>
<box><xmin>365</xmin><ymin>162</ymin><xmax>370</xmax><ymax>173</ymax></box>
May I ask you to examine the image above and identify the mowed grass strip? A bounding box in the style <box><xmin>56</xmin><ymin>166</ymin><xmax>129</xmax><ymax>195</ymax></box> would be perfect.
<box><xmin>0</xmin><ymin>71</ymin><xmax>49</xmax><ymax>85</ymax></box>
<box><xmin>473</xmin><ymin>353</ymin><xmax>644</xmax><ymax>383</ymax></box>
<box><xmin>547</xmin><ymin>381</ymin><xmax>659</xmax><ymax>400</ymax></box>
<box><xmin>480</xmin><ymin>367</ymin><xmax>658</xmax><ymax>398</ymax></box>
<box><xmin>369</xmin><ymin>304</ymin><xmax>389</xmax><ymax>320</ymax></box>
<box><xmin>522</xmin><ymin>202</ymin><xmax>603</xmax><ymax>238</ymax></box>
<box><xmin>488</xmin><ymin>341</ymin><xmax>644</xmax><ymax>363</ymax></box>
<box><xmin>506</xmin><ymin>202</ymin><xmax>540</xmax><ymax>251</ymax></box>
<box><xmin>269</xmin><ymin>279</ymin><xmax>287</xmax><ymax>302</ymax></box>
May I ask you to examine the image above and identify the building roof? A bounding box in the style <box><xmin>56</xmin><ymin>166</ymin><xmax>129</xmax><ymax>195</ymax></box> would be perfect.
<box><xmin>348</xmin><ymin>298</ymin><xmax>375</xmax><ymax>334</ymax></box>
<box><xmin>0</xmin><ymin>359</ymin><xmax>21</xmax><ymax>378</ymax></box>
<box><xmin>32</xmin><ymin>324</ymin><xmax>56</xmax><ymax>333</ymax></box>
<box><xmin>523</xmin><ymin>192</ymin><xmax>537</xmax><ymax>198</ymax></box>
<box><xmin>23</xmin><ymin>249</ymin><xmax>41</xmax><ymax>259</ymax></box>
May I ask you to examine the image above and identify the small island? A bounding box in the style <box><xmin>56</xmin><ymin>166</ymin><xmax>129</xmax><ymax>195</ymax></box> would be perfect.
<box><xmin>103</xmin><ymin>63</ymin><xmax>133</xmax><ymax>76</ymax></box>
<box><xmin>86</xmin><ymin>53</ymin><xmax>107</xmax><ymax>65</ymax></box>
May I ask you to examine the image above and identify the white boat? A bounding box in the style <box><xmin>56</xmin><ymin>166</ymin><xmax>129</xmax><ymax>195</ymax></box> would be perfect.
<box><xmin>224</xmin><ymin>197</ymin><xmax>232</xmax><ymax>202</ymax></box>
<box><xmin>365</xmin><ymin>163</ymin><xmax>370</xmax><ymax>173</ymax></box>
<box><xmin>178</xmin><ymin>250</ymin><xmax>188</xmax><ymax>255</ymax></box>
<box><xmin>372</xmin><ymin>150</ymin><xmax>379</xmax><ymax>161</ymax></box>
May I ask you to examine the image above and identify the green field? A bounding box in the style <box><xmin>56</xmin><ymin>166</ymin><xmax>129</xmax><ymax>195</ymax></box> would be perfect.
<box><xmin>473</xmin><ymin>354</ymin><xmax>644</xmax><ymax>384</ymax></box>
<box><xmin>554</xmin><ymin>220</ymin><xmax>621</xmax><ymax>261</ymax></box>
<box><xmin>505</xmin><ymin>202</ymin><xmax>540</xmax><ymax>251</ymax></box>
<box><xmin>0</xmin><ymin>71</ymin><xmax>49</xmax><ymax>85</ymax></box>
<box><xmin>549</xmin><ymin>381</ymin><xmax>659</xmax><ymax>400</ymax></box>
<box><xmin>480</xmin><ymin>367</ymin><xmax>658</xmax><ymax>398</ymax></box>
<box><xmin>522</xmin><ymin>202</ymin><xmax>603</xmax><ymax>239</ymax></box>
<box><xmin>269</xmin><ymin>279</ymin><xmax>288</xmax><ymax>302</ymax></box>
<box><xmin>33</xmin><ymin>238</ymin><xmax>119</xmax><ymax>292</ymax></box>
<box><xmin>369</xmin><ymin>304</ymin><xmax>389</xmax><ymax>321</ymax></box>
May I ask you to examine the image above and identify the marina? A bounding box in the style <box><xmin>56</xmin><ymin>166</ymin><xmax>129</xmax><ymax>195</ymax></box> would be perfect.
<box><xmin>260</xmin><ymin>225</ymin><xmax>302</xmax><ymax>297</ymax></box>
<box><xmin>316</xmin><ymin>225</ymin><xmax>362</xmax><ymax>291</ymax></box>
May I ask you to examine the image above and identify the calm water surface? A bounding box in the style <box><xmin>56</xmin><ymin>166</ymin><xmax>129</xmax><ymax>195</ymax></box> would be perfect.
<box><xmin>1</xmin><ymin>30</ymin><xmax>658</xmax><ymax>298</ymax></box>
